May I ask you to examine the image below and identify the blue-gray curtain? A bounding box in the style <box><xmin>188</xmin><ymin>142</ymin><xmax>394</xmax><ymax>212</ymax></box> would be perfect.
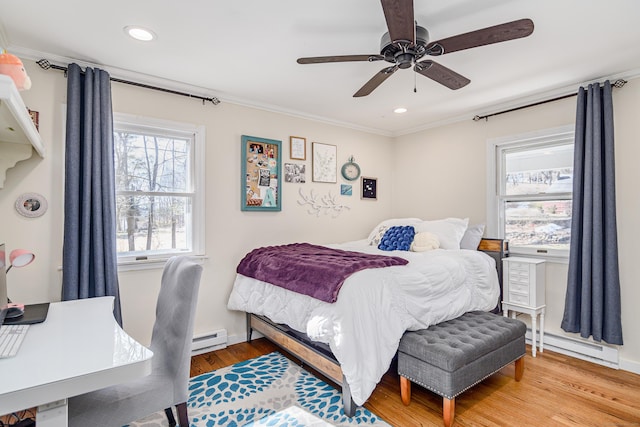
<box><xmin>62</xmin><ymin>63</ymin><xmax>122</xmax><ymax>325</ymax></box>
<box><xmin>561</xmin><ymin>80</ymin><xmax>622</xmax><ymax>345</ymax></box>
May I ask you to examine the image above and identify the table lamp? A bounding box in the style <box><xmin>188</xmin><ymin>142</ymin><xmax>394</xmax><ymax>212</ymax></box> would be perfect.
<box><xmin>4</xmin><ymin>248</ymin><xmax>35</xmax><ymax>319</ymax></box>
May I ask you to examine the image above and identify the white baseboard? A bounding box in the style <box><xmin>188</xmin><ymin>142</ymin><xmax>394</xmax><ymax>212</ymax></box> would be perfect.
<box><xmin>227</xmin><ymin>331</ymin><xmax>263</xmax><ymax>347</ymax></box>
<box><xmin>619</xmin><ymin>357</ymin><xmax>640</xmax><ymax>375</ymax></box>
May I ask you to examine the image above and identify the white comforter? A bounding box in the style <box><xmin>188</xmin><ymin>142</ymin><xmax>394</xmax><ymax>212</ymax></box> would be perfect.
<box><xmin>227</xmin><ymin>240</ymin><xmax>500</xmax><ymax>406</ymax></box>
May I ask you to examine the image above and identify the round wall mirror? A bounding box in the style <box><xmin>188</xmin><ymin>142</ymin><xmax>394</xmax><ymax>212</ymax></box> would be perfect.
<box><xmin>15</xmin><ymin>192</ymin><xmax>48</xmax><ymax>218</ymax></box>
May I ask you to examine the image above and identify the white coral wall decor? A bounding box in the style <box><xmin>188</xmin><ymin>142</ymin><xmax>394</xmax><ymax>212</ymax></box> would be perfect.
<box><xmin>297</xmin><ymin>188</ymin><xmax>350</xmax><ymax>217</ymax></box>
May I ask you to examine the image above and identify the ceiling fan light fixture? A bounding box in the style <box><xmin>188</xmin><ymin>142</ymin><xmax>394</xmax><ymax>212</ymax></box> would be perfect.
<box><xmin>124</xmin><ymin>26</ymin><xmax>156</xmax><ymax>42</ymax></box>
<box><xmin>394</xmin><ymin>107</ymin><xmax>408</xmax><ymax>114</ymax></box>
<box><xmin>295</xmin><ymin>1</ymin><xmax>533</xmax><ymax>97</ymax></box>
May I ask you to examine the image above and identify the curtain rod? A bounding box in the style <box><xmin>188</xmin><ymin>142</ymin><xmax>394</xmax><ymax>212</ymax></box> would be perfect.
<box><xmin>36</xmin><ymin>59</ymin><xmax>220</xmax><ymax>106</ymax></box>
<box><xmin>472</xmin><ymin>78</ymin><xmax>627</xmax><ymax>122</ymax></box>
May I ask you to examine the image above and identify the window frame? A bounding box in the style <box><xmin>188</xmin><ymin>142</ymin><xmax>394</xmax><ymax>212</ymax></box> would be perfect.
<box><xmin>113</xmin><ymin>112</ymin><xmax>206</xmax><ymax>270</ymax></box>
<box><xmin>486</xmin><ymin>124</ymin><xmax>574</xmax><ymax>260</ymax></box>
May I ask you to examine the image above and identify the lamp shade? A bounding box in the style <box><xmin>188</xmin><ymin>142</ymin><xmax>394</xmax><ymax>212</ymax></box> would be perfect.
<box><xmin>10</xmin><ymin>249</ymin><xmax>35</xmax><ymax>268</ymax></box>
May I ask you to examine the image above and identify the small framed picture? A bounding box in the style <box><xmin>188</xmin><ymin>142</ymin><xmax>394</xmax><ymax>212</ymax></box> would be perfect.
<box><xmin>312</xmin><ymin>142</ymin><xmax>337</xmax><ymax>183</ymax></box>
<box><xmin>284</xmin><ymin>163</ymin><xmax>306</xmax><ymax>183</ymax></box>
<box><xmin>290</xmin><ymin>136</ymin><xmax>306</xmax><ymax>160</ymax></box>
<box><xmin>28</xmin><ymin>109</ymin><xmax>40</xmax><ymax>131</ymax></box>
<box><xmin>361</xmin><ymin>177</ymin><xmax>377</xmax><ymax>200</ymax></box>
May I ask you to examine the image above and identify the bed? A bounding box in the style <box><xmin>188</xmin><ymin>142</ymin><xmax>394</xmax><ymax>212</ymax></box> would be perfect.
<box><xmin>227</xmin><ymin>218</ymin><xmax>506</xmax><ymax>417</ymax></box>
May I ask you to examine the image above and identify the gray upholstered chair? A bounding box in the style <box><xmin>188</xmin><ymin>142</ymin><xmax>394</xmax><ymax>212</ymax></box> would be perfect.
<box><xmin>68</xmin><ymin>256</ymin><xmax>203</xmax><ymax>427</ymax></box>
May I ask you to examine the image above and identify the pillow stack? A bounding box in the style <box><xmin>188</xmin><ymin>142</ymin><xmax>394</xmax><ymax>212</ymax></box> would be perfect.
<box><xmin>367</xmin><ymin>217</ymin><xmax>486</xmax><ymax>252</ymax></box>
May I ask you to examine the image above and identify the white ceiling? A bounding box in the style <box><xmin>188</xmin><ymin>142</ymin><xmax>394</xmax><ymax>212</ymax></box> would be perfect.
<box><xmin>2</xmin><ymin>0</ymin><xmax>640</xmax><ymax>136</ymax></box>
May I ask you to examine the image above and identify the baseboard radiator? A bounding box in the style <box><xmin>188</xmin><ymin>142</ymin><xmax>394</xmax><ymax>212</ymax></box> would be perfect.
<box><xmin>192</xmin><ymin>329</ymin><xmax>228</xmax><ymax>356</ymax></box>
<box><xmin>527</xmin><ymin>329</ymin><xmax>619</xmax><ymax>368</ymax></box>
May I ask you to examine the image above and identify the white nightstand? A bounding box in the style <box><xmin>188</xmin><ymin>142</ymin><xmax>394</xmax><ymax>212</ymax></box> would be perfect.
<box><xmin>502</xmin><ymin>257</ymin><xmax>546</xmax><ymax>357</ymax></box>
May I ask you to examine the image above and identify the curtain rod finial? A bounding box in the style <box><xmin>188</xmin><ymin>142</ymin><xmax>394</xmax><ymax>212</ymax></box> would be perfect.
<box><xmin>36</xmin><ymin>59</ymin><xmax>51</xmax><ymax>70</ymax></box>
<box><xmin>612</xmin><ymin>79</ymin><xmax>627</xmax><ymax>88</ymax></box>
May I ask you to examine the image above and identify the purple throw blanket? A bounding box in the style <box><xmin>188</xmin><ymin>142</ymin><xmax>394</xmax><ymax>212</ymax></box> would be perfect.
<box><xmin>236</xmin><ymin>243</ymin><xmax>409</xmax><ymax>303</ymax></box>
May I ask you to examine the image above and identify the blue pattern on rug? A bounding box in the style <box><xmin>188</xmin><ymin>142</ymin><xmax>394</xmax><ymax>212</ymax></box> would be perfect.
<box><xmin>189</xmin><ymin>351</ymin><xmax>290</xmax><ymax>408</ymax></box>
<box><xmin>128</xmin><ymin>352</ymin><xmax>389</xmax><ymax>427</ymax></box>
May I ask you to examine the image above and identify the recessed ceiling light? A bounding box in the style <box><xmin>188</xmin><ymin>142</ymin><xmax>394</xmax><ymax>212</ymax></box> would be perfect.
<box><xmin>124</xmin><ymin>26</ymin><xmax>156</xmax><ymax>42</ymax></box>
<box><xmin>394</xmin><ymin>107</ymin><xmax>407</xmax><ymax>114</ymax></box>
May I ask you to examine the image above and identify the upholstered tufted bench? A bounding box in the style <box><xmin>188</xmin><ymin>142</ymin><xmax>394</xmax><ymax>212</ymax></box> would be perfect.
<box><xmin>398</xmin><ymin>311</ymin><xmax>526</xmax><ymax>427</ymax></box>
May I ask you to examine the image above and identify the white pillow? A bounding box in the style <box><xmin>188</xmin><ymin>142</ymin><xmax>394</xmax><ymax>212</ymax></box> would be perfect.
<box><xmin>460</xmin><ymin>223</ymin><xmax>486</xmax><ymax>250</ymax></box>
<box><xmin>415</xmin><ymin>218</ymin><xmax>469</xmax><ymax>250</ymax></box>
<box><xmin>367</xmin><ymin>218</ymin><xmax>422</xmax><ymax>245</ymax></box>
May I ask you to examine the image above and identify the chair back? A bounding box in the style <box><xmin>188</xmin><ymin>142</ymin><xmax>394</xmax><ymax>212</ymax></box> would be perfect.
<box><xmin>150</xmin><ymin>256</ymin><xmax>202</xmax><ymax>402</ymax></box>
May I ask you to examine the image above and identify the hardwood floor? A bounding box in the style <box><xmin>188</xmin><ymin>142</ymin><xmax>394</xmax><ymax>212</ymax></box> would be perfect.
<box><xmin>191</xmin><ymin>338</ymin><xmax>640</xmax><ymax>427</ymax></box>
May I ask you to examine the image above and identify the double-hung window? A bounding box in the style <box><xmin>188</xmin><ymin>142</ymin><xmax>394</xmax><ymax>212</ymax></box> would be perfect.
<box><xmin>113</xmin><ymin>113</ymin><xmax>205</xmax><ymax>267</ymax></box>
<box><xmin>487</xmin><ymin>125</ymin><xmax>574</xmax><ymax>258</ymax></box>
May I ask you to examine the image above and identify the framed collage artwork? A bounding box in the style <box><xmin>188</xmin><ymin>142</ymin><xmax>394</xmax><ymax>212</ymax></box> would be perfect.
<box><xmin>241</xmin><ymin>135</ymin><xmax>282</xmax><ymax>211</ymax></box>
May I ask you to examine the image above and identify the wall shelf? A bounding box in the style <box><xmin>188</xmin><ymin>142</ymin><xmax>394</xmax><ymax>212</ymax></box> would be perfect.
<box><xmin>0</xmin><ymin>74</ymin><xmax>45</xmax><ymax>188</ymax></box>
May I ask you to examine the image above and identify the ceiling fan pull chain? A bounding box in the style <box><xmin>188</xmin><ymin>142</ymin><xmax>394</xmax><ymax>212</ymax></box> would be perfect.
<box><xmin>414</xmin><ymin>69</ymin><xmax>417</xmax><ymax>93</ymax></box>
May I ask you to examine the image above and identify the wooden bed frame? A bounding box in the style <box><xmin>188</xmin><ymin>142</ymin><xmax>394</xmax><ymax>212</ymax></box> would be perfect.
<box><xmin>246</xmin><ymin>238</ymin><xmax>507</xmax><ymax>417</ymax></box>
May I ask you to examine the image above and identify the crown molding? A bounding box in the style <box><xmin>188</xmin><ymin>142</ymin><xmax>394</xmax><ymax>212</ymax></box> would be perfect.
<box><xmin>11</xmin><ymin>46</ymin><xmax>393</xmax><ymax>138</ymax></box>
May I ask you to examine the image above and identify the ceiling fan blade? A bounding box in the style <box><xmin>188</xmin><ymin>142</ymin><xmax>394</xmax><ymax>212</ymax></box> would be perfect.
<box><xmin>297</xmin><ymin>55</ymin><xmax>384</xmax><ymax>64</ymax></box>
<box><xmin>414</xmin><ymin>60</ymin><xmax>470</xmax><ymax>90</ymax></box>
<box><xmin>353</xmin><ymin>66</ymin><xmax>398</xmax><ymax>97</ymax></box>
<box><xmin>426</xmin><ymin>18</ymin><xmax>534</xmax><ymax>56</ymax></box>
<box><xmin>380</xmin><ymin>0</ymin><xmax>415</xmax><ymax>44</ymax></box>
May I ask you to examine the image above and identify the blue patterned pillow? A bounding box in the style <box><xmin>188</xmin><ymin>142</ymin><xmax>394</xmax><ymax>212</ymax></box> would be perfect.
<box><xmin>378</xmin><ymin>225</ymin><xmax>416</xmax><ymax>251</ymax></box>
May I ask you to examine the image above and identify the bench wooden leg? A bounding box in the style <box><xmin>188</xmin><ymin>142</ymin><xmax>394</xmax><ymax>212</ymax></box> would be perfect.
<box><xmin>443</xmin><ymin>397</ymin><xmax>455</xmax><ymax>427</ymax></box>
<box><xmin>400</xmin><ymin>375</ymin><xmax>412</xmax><ymax>406</ymax></box>
<box><xmin>515</xmin><ymin>357</ymin><xmax>524</xmax><ymax>381</ymax></box>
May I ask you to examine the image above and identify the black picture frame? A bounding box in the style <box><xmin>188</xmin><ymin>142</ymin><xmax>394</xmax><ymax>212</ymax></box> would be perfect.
<box><xmin>361</xmin><ymin>177</ymin><xmax>377</xmax><ymax>200</ymax></box>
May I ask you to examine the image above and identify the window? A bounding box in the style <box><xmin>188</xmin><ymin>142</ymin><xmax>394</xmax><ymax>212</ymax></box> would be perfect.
<box><xmin>113</xmin><ymin>113</ymin><xmax>205</xmax><ymax>266</ymax></box>
<box><xmin>487</xmin><ymin>125</ymin><xmax>574</xmax><ymax>258</ymax></box>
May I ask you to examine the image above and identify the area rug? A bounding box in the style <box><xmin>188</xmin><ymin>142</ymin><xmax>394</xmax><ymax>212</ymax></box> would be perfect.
<box><xmin>128</xmin><ymin>351</ymin><xmax>390</xmax><ymax>426</ymax></box>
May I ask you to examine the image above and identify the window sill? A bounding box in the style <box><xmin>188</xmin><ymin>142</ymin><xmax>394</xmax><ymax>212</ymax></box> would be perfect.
<box><xmin>507</xmin><ymin>251</ymin><xmax>569</xmax><ymax>264</ymax></box>
<box><xmin>118</xmin><ymin>255</ymin><xmax>207</xmax><ymax>272</ymax></box>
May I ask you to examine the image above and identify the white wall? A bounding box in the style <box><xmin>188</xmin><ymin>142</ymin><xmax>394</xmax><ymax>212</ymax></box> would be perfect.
<box><xmin>392</xmin><ymin>78</ymin><xmax>640</xmax><ymax>371</ymax></box>
<box><xmin>0</xmin><ymin>60</ymin><xmax>394</xmax><ymax>345</ymax></box>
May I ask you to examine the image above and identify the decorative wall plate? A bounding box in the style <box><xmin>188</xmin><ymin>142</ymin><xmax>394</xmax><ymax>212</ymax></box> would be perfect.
<box><xmin>15</xmin><ymin>192</ymin><xmax>48</xmax><ymax>218</ymax></box>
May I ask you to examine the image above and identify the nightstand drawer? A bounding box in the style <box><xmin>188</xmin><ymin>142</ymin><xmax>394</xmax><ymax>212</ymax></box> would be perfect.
<box><xmin>509</xmin><ymin>281</ymin><xmax>530</xmax><ymax>295</ymax></box>
<box><xmin>509</xmin><ymin>270</ymin><xmax>530</xmax><ymax>282</ymax></box>
<box><xmin>509</xmin><ymin>262</ymin><xmax>530</xmax><ymax>272</ymax></box>
<box><xmin>508</xmin><ymin>292</ymin><xmax>530</xmax><ymax>305</ymax></box>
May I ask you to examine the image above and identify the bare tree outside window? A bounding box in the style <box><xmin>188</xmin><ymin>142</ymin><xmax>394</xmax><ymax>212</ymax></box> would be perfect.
<box><xmin>114</xmin><ymin>129</ymin><xmax>193</xmax><ymax>256</ymax></box>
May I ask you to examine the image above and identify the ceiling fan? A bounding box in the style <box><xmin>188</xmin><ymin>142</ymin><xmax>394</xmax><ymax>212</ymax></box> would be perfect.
<box><xmin>297</xmin><ymin>0</ymin><xmax>534</xmax><ymax>97</ymax></box>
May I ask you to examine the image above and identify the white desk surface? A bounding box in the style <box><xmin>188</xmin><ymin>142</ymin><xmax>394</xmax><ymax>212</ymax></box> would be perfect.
<box><xmin>0</xmin><ymin>296</ymin><xmax>153</xmax><ymax>416</ymax></box>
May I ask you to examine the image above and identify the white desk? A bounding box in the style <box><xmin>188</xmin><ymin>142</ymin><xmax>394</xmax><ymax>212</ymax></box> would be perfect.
<box><xmin>0</xmin><ymin>297</ymin><xmax>153</xmax><ymax>427</ymax></box>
